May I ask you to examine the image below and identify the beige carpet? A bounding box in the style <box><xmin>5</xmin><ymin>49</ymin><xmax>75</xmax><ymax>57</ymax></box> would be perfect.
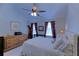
<box><xmin>4</xmin><ymin>46</ymin><xmax>22</xmax><ymax>56</ymax></box>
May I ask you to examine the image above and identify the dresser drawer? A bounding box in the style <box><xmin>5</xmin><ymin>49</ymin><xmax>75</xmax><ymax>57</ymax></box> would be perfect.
<box><xmin>17</xmin><ymin>35</ymin><xmax>27</xmax><ymax>42</ymax></box>
<box><xmin>4</xmin><ymin>34</ymin><xmax>28</xmax><ymax>52</ymax></box>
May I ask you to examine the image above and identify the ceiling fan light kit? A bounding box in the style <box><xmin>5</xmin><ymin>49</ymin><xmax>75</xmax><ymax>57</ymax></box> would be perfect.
<box><xmin>31</xmin><ymin>12</ymin><xmax>37</xmax><ymax>16</ymax></box>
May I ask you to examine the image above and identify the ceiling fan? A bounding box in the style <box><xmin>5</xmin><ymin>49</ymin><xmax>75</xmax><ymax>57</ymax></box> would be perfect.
<box><xmin>23</xmin><ymin>3</ymin><xmax>46</xmax><ymax>16</ymax></box>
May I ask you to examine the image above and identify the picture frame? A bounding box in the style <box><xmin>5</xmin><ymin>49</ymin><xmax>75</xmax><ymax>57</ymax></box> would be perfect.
<box><xmin>10</xmin><ymin>21</ymin><xmax>20</xmax><ymax>32</ymax></box>
<box><xmin>38</xmin><ymin>26</ymin><xmax>44</xmax><ymax>31</ymax></box>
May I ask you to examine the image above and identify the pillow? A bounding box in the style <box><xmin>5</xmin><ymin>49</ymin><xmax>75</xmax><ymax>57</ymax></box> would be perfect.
<box><xmin>57</xmin><ymin>35</ymin><xmax>69</xmax><ymax>51</ymax></box>
<box><xmin>64</xmin><ymin>31</ymin><xmax>74</xmax><ymax>45</ymax></box>
<box><xmin>53</xmin><ymin>37</ymin><xmax>63</xmax><ymax>49</ymax></box>
<box><xmin>53</xmin><ymin>34</ymin><xmax>70</xmax><ymax>51</ymax></box>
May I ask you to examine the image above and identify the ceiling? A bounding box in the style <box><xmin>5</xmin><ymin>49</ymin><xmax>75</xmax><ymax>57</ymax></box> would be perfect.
<box><xmin>10</xmin><ymin>3</ymin><xmax>68</xmax><ymax>19</ymax></box>
<box><xmin>0</xmin><ymin>3</ymin><xmax>68</xmax><ymax>20</ymax></box>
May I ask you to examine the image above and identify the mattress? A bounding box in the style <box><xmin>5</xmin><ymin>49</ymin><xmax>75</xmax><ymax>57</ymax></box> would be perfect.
<box><xmin>20</xmin><ymin>37</ymin><xmax>72</xmax><ymax>56</ymax></box>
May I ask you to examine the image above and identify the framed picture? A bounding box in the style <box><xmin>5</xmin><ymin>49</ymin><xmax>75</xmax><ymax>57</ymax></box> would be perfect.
<box><xmin>10</xmin><ymin>21</ymin><xmax>20</xmax><ymax>32</ymax></box>
<box><xmin>38</xmin><ymin>26</ymin><xmax>44</xmax><ymax>31</ymax></box>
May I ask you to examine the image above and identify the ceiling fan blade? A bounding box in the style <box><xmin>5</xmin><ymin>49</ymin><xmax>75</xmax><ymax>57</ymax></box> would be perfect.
<box><xmin>38</xmin><ymin>10</ymin><xmax>46</xmax><ymax>12</ymax></box>
<box><xmin>23</xmin><ymin>8</ymin><xmax>31</xmax><ymax>11</ymax></box>
<box><xmin>37</xmin><ymin>13</ymin><xmax>40</xmax><ymax>16</ymax></box>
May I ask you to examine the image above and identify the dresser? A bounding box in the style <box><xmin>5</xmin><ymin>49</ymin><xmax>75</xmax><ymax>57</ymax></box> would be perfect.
<box><xmin>4</xmin><ymin>34</ymin><xmax>27</xmax><ymax>52</ymax></box>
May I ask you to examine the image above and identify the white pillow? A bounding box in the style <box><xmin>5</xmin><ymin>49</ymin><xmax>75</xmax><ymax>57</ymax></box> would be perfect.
<box><xmin>53</xmin><ymin>37</ymin><xmax>63</xmax><ymax>49</ymax></box>
<box><xmin>64</xmin><ymin>31</ymin><xmax>74</xmax><ymax>45</ymax></box>
<box><xmin>57</xmin><ymin>36</ymin><xmax>69</xmax><ymax>51</ymax></box>
<box><xmin>53</xmin><ymin>34</ymin><xmax>69</xmax><ymax>51</ymax></box>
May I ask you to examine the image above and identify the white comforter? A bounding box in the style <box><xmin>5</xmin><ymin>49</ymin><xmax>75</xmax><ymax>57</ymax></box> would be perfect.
<box><xmin>21</xmin><ymin>37</ymin><xmax>65</xmax><ymax>56</ymax></box>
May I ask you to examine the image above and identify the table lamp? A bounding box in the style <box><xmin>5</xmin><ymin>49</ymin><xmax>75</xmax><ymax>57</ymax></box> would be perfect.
<box><xmin>60</xmin><ymin>28</ymin><xmax>64</xmax><ymax>37</ymax></box>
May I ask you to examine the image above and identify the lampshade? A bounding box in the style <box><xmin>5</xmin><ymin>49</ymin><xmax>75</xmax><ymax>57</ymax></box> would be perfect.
<box><xmin>60</xmin><ymin>28</ymin><xmax>65</xmax><ymax>36</ymax></box>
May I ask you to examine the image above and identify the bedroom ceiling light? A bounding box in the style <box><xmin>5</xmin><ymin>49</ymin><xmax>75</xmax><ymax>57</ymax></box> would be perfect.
<box><xmin>23</xmin><ymin>3</ymin><xmax>46</xmax><ymax>16</ymax></box>
<box><xmin>60</xmin><ymin>28</ymin><xmax>65</xmax><ymax>37</ymax></box>
<box><xmin>31</xmin><ymin>12</ymin><xmax>37</xmax><ymax>16</ymax></box>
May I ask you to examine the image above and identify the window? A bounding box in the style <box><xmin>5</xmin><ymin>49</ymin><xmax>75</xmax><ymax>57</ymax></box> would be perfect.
<box><xmin>46</xmin><ymin>22</ymin><xmax>52</xmax><ymax>36</ymax></box>
<box><xmin>33</xmin><ymin>24</ymin><xmax>36</xmax><ymax>35</ymax></box>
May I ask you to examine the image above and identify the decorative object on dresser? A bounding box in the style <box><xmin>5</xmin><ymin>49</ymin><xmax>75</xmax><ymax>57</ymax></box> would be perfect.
<box><xmin>4</xmin><ymin>34</ymin><xmax>27</xmax><ymax>52</ymax></box>
<box><xmin>14</xmin><ymin>32</ymin><xmax>22</xmax><ymax>35</ymax></box>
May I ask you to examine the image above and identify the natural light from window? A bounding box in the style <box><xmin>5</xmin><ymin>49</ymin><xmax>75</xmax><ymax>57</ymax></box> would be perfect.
<box><xmin>33</xmin><ymin>24</ymin><xmax>36</xmax><ymax>35</ymax></box>
<box><xmin>46</xmin><ymin>22</ymin><xmax>52</xmax><ymax>36</ymax></box>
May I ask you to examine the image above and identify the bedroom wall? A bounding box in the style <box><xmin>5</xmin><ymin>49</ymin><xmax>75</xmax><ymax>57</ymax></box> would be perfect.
<box><xmin>55</xmin><ymin>5</ymin><xmax>68</xmax><ymax>34</ymax></box>
<box><xmin>66</xmin><ymin>4</ymin><xmax>79</xmax><ymax>35</ymax></box>
<box><xmin>0</xmin><ymin>4</ymin><xmax>28</xmax><ymax>36</ymax></box>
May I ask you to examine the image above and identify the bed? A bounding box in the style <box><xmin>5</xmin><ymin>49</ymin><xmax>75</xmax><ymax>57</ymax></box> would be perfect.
<box><xmin>20</xmin><ymin>35</ymin><xmax>74</xmax><ymax>56</ymax></box>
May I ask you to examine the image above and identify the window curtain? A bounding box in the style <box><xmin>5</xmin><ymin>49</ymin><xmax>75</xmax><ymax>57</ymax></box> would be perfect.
<box><xmin>27</xmin><ymin>24</ymin><xmax>33</xmax><ymax>39</ymax></box>
<box><xmin>35</xmin><ymin>23</ymin><xmax>38</xmax><ymax>36</ymax></box>
<box><xmin>31</xmin><ymin>23</ymin><xmax>33</xmax><ymax>37</ymax></box>
<box><xmin>44</xmin><ymin>22</ymin><xmax>48</xmax><ymax>37</ymax></box>
<box><xmin>51</xmin><ymin>21</ymin><xmax>56</xmax><ymax>39</ymax></box>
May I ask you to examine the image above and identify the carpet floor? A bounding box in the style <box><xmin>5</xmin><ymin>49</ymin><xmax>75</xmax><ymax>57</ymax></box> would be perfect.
<box><xmin>4</xmin><ymin>46</ymin><xmax>22</xmax><ymax>56</ymax></box>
